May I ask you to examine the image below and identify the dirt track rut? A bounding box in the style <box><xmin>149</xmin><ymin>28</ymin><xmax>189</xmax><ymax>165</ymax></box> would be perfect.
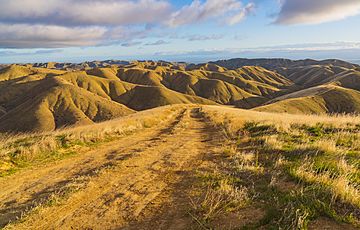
<box><xmin>0</xmin><ymin>108</ymin><xmax>221</xmax><ymax>229</ymax></box>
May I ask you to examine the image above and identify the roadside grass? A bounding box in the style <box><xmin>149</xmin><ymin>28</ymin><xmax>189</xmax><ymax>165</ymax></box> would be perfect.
<box><xmin>3</xmin><ymin>106</ymin><xmax>191</xmax><ymax>229</ymax></box>
<box><xmin>189</xmin><ymin>158</ymin><xmax>252</xmax><ymax>229</ymax></box>
<box><xmin>201</xmin><ymin>106</ymin><xmax>360</xmax><ymax>229</ymax></box>
<box><xmin>0</xmin><ymin>106</ymin><xmax>183</xmax><ymax>177</ymax></box>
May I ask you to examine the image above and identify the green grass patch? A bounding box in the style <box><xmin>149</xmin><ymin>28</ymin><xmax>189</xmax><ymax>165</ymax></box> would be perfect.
<box><xmin>243</xmin><ymin>122</ymin><xmax>277</xmax><ymax>136</ymax></box>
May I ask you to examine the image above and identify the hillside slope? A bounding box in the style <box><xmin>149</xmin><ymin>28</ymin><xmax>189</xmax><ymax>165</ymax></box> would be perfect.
<box><xmin>117</xmin><ymin>85</ymin><xmax>217</xmax><ymax>110</ymax></box>
<box><xmin>255</xmin><ymin>85</ymin><xmax>360</xmax><ymax>114</ymax></box>
<box><xmin>210</xmin><ymin>58</ymin><xmax>360</xmax><ymax>114</ymax></box>
<box><xmin>0</xmin><ymin>77</ymin><xmax>134</xmax><ymax>132</ymax></box>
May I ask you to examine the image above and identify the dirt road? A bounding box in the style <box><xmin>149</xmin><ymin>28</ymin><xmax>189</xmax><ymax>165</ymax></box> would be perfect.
<box><xmin>0</xmin><ymin>108</ymin><xmax>222</xmax><ymax>229</ymax></box>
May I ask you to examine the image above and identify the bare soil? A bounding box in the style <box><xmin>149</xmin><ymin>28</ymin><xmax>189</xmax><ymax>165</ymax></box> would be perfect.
<box><xmin>0</xmin><ymin>108</ymin><xmax>223</xmax><ymax>229</ymax></box>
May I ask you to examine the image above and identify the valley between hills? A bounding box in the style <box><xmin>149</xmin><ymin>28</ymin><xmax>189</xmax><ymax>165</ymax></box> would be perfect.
<box><xmin>0</xmin><ymin>58</ymin><xmax>360</xmax><ymax>229</ymax></box>
<box><xmin>1</xmin><ymin>58</ymin><xmax>360</xmax><ymax>133</ymax></box>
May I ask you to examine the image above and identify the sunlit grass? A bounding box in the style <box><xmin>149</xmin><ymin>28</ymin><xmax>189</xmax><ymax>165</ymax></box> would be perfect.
<box><xmin>0</xmin><ymin>106</ymin><xmax>183</xmax><ymax>177</ymax></box>
<box><xmin>201</xmin><ymin>106</ymin><xmax>360</xmax><ymax>228</ymax></box>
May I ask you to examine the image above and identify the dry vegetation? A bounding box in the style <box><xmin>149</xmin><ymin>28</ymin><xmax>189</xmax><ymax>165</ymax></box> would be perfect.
<box><xmin>0</xmin><ymin>105</ymin><xmax>183</xmax><ymax>177</ymax></box>
<box><xmin>1</xmin><ymin>104</ymin><xmax>360</xmax><ymax>229</ymax></box>
<box><xmin>197</xmin><ymin>106</ymin><xmax>360</xmax><ymax>229</ymax></box>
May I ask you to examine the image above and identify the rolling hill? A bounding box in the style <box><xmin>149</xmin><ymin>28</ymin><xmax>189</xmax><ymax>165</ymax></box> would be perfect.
<box><xmin>1</xmin><ymin>58</ymin><xmax>360</xmax><ymax>132</ymax></box>
<box><xmin>0</xmin><ymin>76</ymin><xmax>134</xmax><ymax>133</ymax></box>
<box><xmin>255</xmin><ymin>85</ymin><xmax>360</xmax><ymax>114</ymax></box>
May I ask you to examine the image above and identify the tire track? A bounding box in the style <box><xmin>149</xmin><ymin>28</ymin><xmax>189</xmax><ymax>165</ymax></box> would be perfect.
<box><xmin>6</xmin><ymin>108</ymin><xmax>221</xmax><ymax>230</ymax></box>
<box><xmin>0</xmin><ymin>109</ymin><xmax>187</xmax><ymax>228</ymax></box>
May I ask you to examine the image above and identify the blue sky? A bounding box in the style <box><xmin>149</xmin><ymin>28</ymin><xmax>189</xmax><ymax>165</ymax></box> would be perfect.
<box><xmin>0</xmin><ymin>0</ymin><xmax>360</xmax><ymax>63</ymax></box>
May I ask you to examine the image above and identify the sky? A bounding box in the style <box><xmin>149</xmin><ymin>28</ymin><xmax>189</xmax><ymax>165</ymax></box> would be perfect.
<box><xmin>0</xmin><ymin>0</ymin><xmax>360</xmax><ymax>63</ymax></box>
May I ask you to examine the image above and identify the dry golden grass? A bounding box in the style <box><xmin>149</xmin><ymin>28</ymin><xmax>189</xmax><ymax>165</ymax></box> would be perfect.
<box><xmin>203</xmin><ymin>105</ymin><xmax>360</xmax><ymax>135</ymax></box>
<box><xmin>0</xmin><ymin>105</ymin><xmax>184</xmax><ymax>176</ymax></box>
<box><xmin>190</xmin><ymin>181</ymin><xmax>249</xmax><ymax>224</ymax></box>
<box><xmin>230</xmin><ymin>150</ymin><xmax>265</xmax><ymax>174</ymax></box>
<box><xmin>293</xmin><ymin>161</ymin><xmax>360</xmax><ymax>207</ymax></box>
<box><xmin>200</xmin><ymin>105</ymin><xmax>360</xmax><ymax>228</ymax></box>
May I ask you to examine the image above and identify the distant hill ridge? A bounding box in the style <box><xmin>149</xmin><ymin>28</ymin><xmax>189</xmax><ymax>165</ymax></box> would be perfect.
<box><xmin>211</xmin><ymin>58</ymin><xmax>359</xmax><ymax>70</ymax></box>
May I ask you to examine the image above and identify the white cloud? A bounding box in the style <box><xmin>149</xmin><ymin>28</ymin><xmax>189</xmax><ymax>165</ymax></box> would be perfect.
<box><xmin>276</xmin><ymin>0</ymin><xmax>360</xmax><ymax>25</ymax></box>
<box><xmin>0</xmin><ymin>0</ymin><xmax>253</xmax><ymax>48</ymax></box>
<box><xmin>186</xmin><ymin>34</ymin><xmax>224</xmax><ymax>41</ymax></box>
<box><xmin>0</xmin><ymin>23</ymin><xmax>151</xmax><ymax>48</ymax></box>
<box><xmin>0</xmin><ymin>0</ymin><xmax>171</xmax><ymax>48</ymax></box>
<box><xmin>0</xmin><ymin>24</ymin><xmax>107</xmax><ymax>48</ymax></box>
<box><xmin>227</xmin><ymin>3</ymin><xmax>255</xmax><ymax>25</ymax></box>
<box><xmin>168</xmin><ymin>0</ymin><xmax>253</xmax><ymax>27</ymax></box>
<box><xmin>0</xmin><ymin>0</ymin><xmax>170</xmax><ymax>26</ymax></box>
